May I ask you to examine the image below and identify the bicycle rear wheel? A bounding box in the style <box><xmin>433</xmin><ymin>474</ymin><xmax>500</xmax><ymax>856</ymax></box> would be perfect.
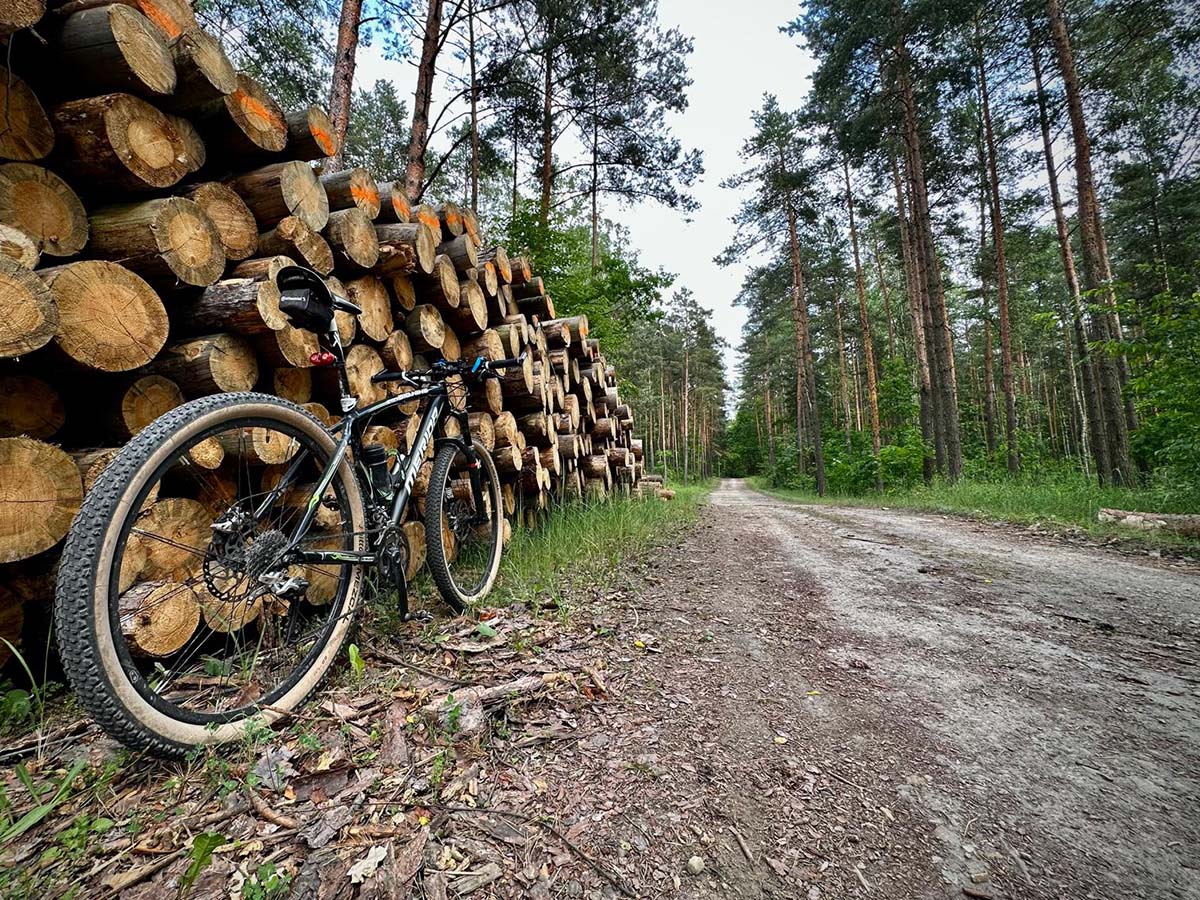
<box><xmin>54</xmin><ymin>393</ymin><xmax>367</xmax><ymax>756</ymax></box>
<box><xmin>424</xmin><ymin>440</ymin><xmax>503</xmax><ymax>611</ymax></box>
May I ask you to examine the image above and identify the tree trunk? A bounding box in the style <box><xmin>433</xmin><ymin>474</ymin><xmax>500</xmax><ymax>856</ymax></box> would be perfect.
<box><xmin>834</xmin><ymin>289</ymin><xmax>852</xmax><ymax>452</ymax></box>
<box><xmin>468</xmin><ymin>0</ymin><xmax>480</xmax><ymax>211</ymax></box>
<box><xmin>896</xmin><ymin>35</ymin><xmax>962</xmax><ymax>480</ymax></box>
<box><xmin>1045</xmin><ymin>0</ymin><xmax>1133</xmax><ymax>485</ymax></box>
<box><xmin>890</xmin><ymin>149</ymin><xmax>934</xmax><ymax>482</ymax></box>
<box><xmin>843</xmin><ymin>159</ymin><xmax>882</xmax><ymax>489</ymax></box>
<box><xmin>327</xmin><ymin>0</ymin><xmax>364</xmax><ymax>172</ymax></box>
<box><xmin>1030</xmin><ymin>28</ymin><xmax>1106</xmax><ymax>482</ymax></box>
<box><xmin>977</xmin><ymin>38</ymin><xmax>1018</xmax><ymax>473</ymax></box>
<box><xmin>539</xmin><ymin>21</ymin><xmax>555</xmax><ymax>228</ymax></box>
<box><xmin>405</xmin><ymin>0</ymin><xmax>445</xmax><ymax>202</ymax></box>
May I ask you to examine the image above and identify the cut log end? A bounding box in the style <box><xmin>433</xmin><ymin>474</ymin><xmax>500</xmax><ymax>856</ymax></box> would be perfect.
<box><xmin>0</xmin><ymin>162</ymin><xmax>89</xmax><ymax>257</ymax></box>
<box><xmin>0</xmin><ymin>260</ymin><xmax>58</xmax><ymax>358</ymax></box>
<box><xmin>0</xmin><ymin>437</ymin><xmax>84</xmax><ymax>563</ymax></box>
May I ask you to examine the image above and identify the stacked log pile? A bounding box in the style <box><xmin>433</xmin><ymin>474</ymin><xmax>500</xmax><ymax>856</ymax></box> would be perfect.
<box><xmin>0</xmin><ymin>4</ymin><xmax>647</xmax><ymax>665</ymax></box>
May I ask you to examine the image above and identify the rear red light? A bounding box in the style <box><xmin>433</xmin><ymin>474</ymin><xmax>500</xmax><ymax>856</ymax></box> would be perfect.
<box><xmin>310</xmin><ymin>351</ymin><xmax>337</xmax><ymax>366</ymax></box>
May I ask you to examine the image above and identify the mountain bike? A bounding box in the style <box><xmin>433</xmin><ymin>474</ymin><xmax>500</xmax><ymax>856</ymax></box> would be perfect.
<box><xmin>54</xmin><ymin>265</ymin><xmax>525</xmax><ymax>756</ymax></box>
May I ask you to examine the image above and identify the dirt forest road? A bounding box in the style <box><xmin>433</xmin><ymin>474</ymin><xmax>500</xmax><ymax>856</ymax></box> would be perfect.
<box><xmin>562</xmin><ymin>479</ymin><xmax>1200</xmax><ymax>900</ymax></box>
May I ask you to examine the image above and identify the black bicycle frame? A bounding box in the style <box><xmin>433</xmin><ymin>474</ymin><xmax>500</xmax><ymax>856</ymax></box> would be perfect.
<box><xmin>254</xmin><ymin>327</ymin><xmax>482</xmax><ymax>569</ymax></box>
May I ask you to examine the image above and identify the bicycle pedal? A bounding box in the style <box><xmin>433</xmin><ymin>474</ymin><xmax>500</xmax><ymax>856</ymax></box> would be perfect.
<box><xmin>404</xmin><ymin>609</ymin><xmax>434</xmax><ymax>624</ymax></box>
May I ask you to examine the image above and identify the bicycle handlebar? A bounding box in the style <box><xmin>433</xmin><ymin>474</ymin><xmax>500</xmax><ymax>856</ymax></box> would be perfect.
<box><xmin>370</xmin><ymin>353</ymin><xmax>526</xmax><ymax>386</ymax></box>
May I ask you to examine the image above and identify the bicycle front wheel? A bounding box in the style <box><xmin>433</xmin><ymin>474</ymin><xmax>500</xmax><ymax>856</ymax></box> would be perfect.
<box><xmin>424</xmin><ymin>440</ymin><xmax>503</xmax><ymax>611</ymax></box>
<box><xmin>54</xmin><ymin>392</ymin><xmax>368</xmax><ymax>756</ymax></box>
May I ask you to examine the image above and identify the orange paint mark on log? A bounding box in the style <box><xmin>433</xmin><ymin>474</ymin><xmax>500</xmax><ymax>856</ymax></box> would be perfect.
<box><xmin>313</xmin><ymin>127</ymin><xmax>336</xmax><ymax>156</ymax></box>
<box><xmin>140</xmin><ymin>1</ymin><xmax>184</xmax><ymax>38</ymax></box>
<box><xmin>447</xmin><ymin>210</ymin><xmax>462</xmax><ymax>228</ymax></box>
<box><xmin>393</xmin><ymin>197</ymin><xmax>411</xmax><ymax>220</ymax></box>
<box><xmin>352</xmin><ymin>183</ymin><xmax>379</xmax><ymax>206</ymax></box>
<box><xmin>235</xmin><ymin>89</ymin><xmax>286</xmax><ymax>132</ymax></box>
<box><xmin>419</xmin><ymin>211</ymin><xmax>439</xmax><ymax>233</ymax></box>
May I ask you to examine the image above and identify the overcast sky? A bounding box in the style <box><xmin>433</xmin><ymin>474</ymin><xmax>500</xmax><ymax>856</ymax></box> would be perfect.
<box><xmin>357</xmin><ymin>0</ymin><xmax>818</xmax><ymax>391</ymax></box>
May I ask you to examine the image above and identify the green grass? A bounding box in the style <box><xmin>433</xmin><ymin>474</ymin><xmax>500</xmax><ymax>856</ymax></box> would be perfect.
<box><xmin>492</xmin><ymin>482</ymin><xmax>711</xmax><ymax>606</ymax></box>
<box><xmin>749</xmin><ymin>475</ymin><xmax>1198</xmax><ymax>547</ymax></box>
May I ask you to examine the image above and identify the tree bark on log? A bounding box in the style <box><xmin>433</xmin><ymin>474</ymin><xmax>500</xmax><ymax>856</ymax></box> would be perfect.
<box><xmin>87</xmin><ymin>196</ymin><xmax>225</xmax><ymax>288</ymax></box>
<box><xmin>320</xmin><ymin>167</ymin><xmax>380</xmax><ymax>219</ymax></box>
<box><xmin>43</xmin><ymin>260</ymin><xmax>167</xmax><ymax>370</ymax></box>
<box><xmin>192</xmin><ymin>72</ymin><xmax>288</xmax><ymax>159</ymax></box>
<box><xmin>225</xmin><ymin>160</ymin><xmax>329</xmax><ymax>231</ymax></box>
<box><xmin>438</xmin><ymin>233</ymin><xmax>477</xmax><ymax>273</ymax></box>
<box><xmin>43</xmin><ymin>4</ymin><xmax>176</xmax><ymax>100</ymax></box>
<box><xmin>285</xmin><ymin>106</ymin><xmax>338</xmax><ymax>161</ymax></box>
<box><xmin>51</xmin><ymin>92</ymin><xmax>187</xmax><ymax>192</ymax></box>
<box><xmin>52</xmin><ymin>0</ymin><xmax>198</xmax><ymax>41</ymax></box>
<box><xmin>148</xmin><ymin>333</ymin><xmax>258</xmax><ymax>396</ymax></box>
<box><xmin>0</xmin><ymin>66</ymin><xmax>54</xmax><ymax>162</ymax></box>
<box><xmin>162</xmin><ymin>27</ymin><xmax>236</xmax><ymax>113</ymax></box>
<box><xmin>375</xmin><ymin>222</ymin><xmax>435</xmax><ymax>275</ymax></box>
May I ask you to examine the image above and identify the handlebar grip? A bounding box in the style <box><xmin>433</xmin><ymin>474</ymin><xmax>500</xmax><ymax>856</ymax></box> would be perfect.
<box><xmin>490</xmin><ymin>353</ymin><xmax>527</xmax><ymax>370</ymax></box>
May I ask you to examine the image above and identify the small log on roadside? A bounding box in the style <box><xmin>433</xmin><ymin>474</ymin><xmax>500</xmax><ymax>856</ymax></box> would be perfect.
<box><xmin>43</xmin><ymin>260</ymin><xmax>167</xmax><ymax>371</ymax></box>
<box><xmin>1097</xmin><ymin>509</ymin><xmax>1200</xmax><ymax>539</ymax></box>
<box><xmin>51</xmin><ymin>92</ymin><xmax>187</xmax><ymax>192</ymax></box>
<box><xmin>0</xmin><ymin>437</ymin><xmax>84</xmax><ymax>563</ymax></box>
<box><xmin>320</xmin><ymin>167</ymin><xmax>379</xmax><ymax>219</ymax></box>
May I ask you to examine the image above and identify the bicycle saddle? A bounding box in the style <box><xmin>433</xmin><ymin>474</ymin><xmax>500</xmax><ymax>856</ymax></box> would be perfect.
<box><xmin>275</xmin><ymin>265</ymin><xmax>362</xmax><ymax>332</ymax></box>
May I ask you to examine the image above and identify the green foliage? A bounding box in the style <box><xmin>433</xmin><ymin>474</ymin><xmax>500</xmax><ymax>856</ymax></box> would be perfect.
<box><xmin>347</xmin><ymin>643</ymin><xmax>366</xmax><ymax>682</ymax></box>
<box><xmin>344</xmin><ymin>81</ymin><xmax>410</xmax><ymax>180</ymax></box>
<box><xmin>181</xmin><ymin>833</ymin><xmax>227</xmax><ymax>895</ymax></box>
<box><xmin>242</xmin><ymin>862</ymin><xmax>292</xmax><ymax>900</ymax></box>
